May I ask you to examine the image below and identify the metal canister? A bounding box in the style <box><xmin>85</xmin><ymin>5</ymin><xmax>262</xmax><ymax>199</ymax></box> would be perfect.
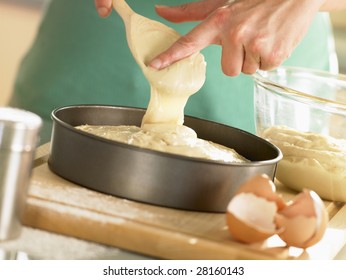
<box><xmin>0</xmin><ymin>107</ymin><xmax>42</xmax><ymax>241</ymax></box>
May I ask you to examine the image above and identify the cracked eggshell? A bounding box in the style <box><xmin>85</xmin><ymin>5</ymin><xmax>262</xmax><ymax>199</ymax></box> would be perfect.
<box><xmin>235</xmin><ymin>174</ymin><xmax>286</xmax><ymax>211</ymax></box>
<box><xmin>275</xmin><ymin>189</ymin><xmax>329</xmax><ymax>248</ymax></box>
<box><xmin>226</xmin><ymin>192</ymin><xmax>280</xmax><ymax>243</ymax></box>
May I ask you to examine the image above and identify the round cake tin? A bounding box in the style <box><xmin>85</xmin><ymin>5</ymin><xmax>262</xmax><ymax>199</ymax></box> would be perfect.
<box><xmin>48</xmin><ymin>105</ymin><xmax>282</xmax><ymax>212</ymax></box>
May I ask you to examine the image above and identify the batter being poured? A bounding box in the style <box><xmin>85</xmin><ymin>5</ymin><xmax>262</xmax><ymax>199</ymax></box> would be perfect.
<box><xmin>77</xmin><ymin>0</ymin><xmax>248</xmax><ymax>164</ymax></box>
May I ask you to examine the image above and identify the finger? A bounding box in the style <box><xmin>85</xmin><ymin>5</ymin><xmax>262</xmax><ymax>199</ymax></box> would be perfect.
<box><xmin>155</xmin><ymin>0</ymin><xmax>228</xmax><ymax>23</ymax></box>
<box><xmin>242</xmin><ymin>50</ymin><xmax>260</xmax><ymax>75</ymax></box>
<box><xmin>259</xmin><ymin>48</ymin><xmax>290</xmax><ymax>71</ymax></box>
<box><xmin>220</xmin><ymin>39</ymin><xmax>244</xmax><ymax>77</ymax></box>
<box><xmin>149</xmin><ymin>20</ymin><xmax>220</xmax><ymax>70</ymax></box>
<box><xmin>95</xmin><ymin>0</ymin><xmax>113</xmax><ymax>17</ymax></box>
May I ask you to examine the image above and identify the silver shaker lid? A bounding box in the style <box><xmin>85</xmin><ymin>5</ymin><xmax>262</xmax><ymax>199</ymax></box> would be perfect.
<box><xmin>0</xmin><ymin>107</ymin><xmax>42</xmax><ymax>152</ymax></box>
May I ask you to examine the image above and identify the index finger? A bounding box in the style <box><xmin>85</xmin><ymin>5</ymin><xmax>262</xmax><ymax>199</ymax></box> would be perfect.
<box><xmin>149</xmin><ymin>19</ymin><xmax>220</xmax><ymax>70</ymax></box>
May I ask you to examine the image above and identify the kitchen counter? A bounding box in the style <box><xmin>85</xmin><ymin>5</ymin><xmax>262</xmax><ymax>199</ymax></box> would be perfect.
<box><xmin>1</xmin><ymin>143</ymin><xmax>346</xmax><ymax>260</ymax></box>
<box><xmin>2</xmin><ymin>225</ymin><xmax>346</xmax><ymax>260</ymax></box>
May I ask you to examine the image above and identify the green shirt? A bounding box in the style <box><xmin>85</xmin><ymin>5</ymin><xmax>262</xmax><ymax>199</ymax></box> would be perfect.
<box><xmin>10</xmin><ymin>0</ymin><xmax>337</xmax><ymax>143</ymax></box>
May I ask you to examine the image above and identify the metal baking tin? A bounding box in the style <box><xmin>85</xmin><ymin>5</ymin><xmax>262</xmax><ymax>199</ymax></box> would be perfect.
<box><xmin>48</xmin><ymin>105</ymin><xmax>282</xmax><ymax>212</ymax></box>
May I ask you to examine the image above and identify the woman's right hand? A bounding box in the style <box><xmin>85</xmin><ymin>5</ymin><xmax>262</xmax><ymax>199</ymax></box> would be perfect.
<box><xmin>95</xmin><ymin>0</ymin><xmax>113</xmax><ymax>17</ymax></box>
<box><xmin>149</xmin><ymin>0</ymin><xmax>323</xmax><ymax>76</ymax></box>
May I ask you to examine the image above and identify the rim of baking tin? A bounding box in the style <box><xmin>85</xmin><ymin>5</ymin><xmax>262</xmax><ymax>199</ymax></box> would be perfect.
<box><xmin>252</xmin><ymin>66</ymin><xmax>346</xmax><ymax>113</ymax></box>
<box><xmin>51</xmin><ymin>104</ymin><xmax>283</xmax><ymax>167</ymax></box>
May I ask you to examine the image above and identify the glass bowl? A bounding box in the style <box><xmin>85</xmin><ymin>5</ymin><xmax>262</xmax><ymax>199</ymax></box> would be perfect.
<box><xmin>253</xmin><ymin>66</ymin><xmax>346</xmax><ymax>202</ymax></box>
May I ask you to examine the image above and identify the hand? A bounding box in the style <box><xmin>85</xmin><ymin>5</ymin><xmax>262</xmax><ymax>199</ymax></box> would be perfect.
<box><xmin>95</xmin><ymin>0</ymin><xmax>113</xmax><ymax>17</ymax></box>
<box><xmin>149</xmin><ymin>0</ymin><xmax>323</xmax><ymax>76</ymax></box>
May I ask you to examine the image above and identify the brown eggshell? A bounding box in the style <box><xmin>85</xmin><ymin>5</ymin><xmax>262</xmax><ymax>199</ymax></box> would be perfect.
<box><xmin>299</xmin><ymin>191</ymin><xmax>329</xmax><ymax>248</ymax></box>
<box><xmin>275</xmin><ymin>189</ymin><xmax>329</xmax><ymax>248</ymax></box>
<box><xmin>226</xmin><ymin>192</ymin><xmax>280</xmax><ymax>243</ymax></box>
<box><xmin>275</xmin><ymin>215</ymin><xmax>317</xmax><ymax>248</ymax></box>
<box><xmin>278</xmin><ymin>189</ymin><xmax>315</xmax><ymax>218</ymax></box>
<box><xmin>226</xmin><ymin>212</ymin><xmax>275</xmax><ymax>243</ymax></box>
<box><xmin>236</xmin><ymin>174</ymin><xmax>286</xmax><ymax>211</ymax></box>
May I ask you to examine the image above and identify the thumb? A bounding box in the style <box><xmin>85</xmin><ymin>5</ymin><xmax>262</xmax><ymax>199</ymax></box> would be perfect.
<box><xmin>155</xmin><ymin>0</ymin><xmax>228</xmax><ymax>23</ymax></box>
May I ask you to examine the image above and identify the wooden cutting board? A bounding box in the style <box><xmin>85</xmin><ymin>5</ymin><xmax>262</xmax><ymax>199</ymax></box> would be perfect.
<box><xmin>23</xmin><ymin>143</ymin><xmax>346</xmax><ymax>259</ymax></box>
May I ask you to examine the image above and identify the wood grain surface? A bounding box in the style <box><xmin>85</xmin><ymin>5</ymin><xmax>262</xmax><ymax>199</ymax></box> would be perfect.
<box><xmin>23</xmin><ymin>144</ymin><xmax>346</xmax><ymax>259</ymax></box>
